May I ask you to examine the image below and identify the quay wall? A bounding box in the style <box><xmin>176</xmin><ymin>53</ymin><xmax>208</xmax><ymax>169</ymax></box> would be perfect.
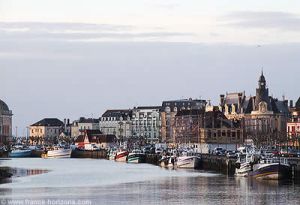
<box><xmin>287</xmin><ymin>158</ymin><xmax>300</xmax><ymax>181</ymax></box>
<box><xmin>71</xmin><ymin>149</ymin><xmax>107</xmax><ymax>159</ymax></box>
<box><xmin>200</xmin><ymin>154</ymin><xmax>236</xmax><ymax>175</ymax></box>
<box><xmin>145</xmin><ymin>154</ymin><xmax>160</xmax><ymax>165</ymax></box>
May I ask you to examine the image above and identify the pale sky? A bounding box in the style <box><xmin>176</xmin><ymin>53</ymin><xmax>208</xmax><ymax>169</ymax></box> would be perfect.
<box><xmin>1</xmin><ymin>0</ymin><xmax>300</xmax><ymax>136</ymax></box>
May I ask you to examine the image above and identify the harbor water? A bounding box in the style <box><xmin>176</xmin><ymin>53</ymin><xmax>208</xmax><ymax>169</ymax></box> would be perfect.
<box><xmin>0</xmin><ymin>158</ymin><xmax>300</xmax><ymax>205</ymax></box>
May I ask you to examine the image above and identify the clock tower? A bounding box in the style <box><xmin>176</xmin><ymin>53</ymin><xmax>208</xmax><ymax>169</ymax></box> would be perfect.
<box><xmin>254</xmin><ymin>71</ymin><xmax>271</xmax><ymax>111</ymax></box>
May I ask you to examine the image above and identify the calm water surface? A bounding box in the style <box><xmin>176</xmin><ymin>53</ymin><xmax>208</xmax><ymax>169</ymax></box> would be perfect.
<box><xmin>0</xmin><ymin>158</ymin><xmax>299</xmax><ymax>205</ymax></box>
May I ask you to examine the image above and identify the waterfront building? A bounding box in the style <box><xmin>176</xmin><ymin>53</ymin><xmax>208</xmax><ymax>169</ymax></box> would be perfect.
<box><xmin>161</xmin><ymin>99</ymin><xmax>206</xmax><ymax>144</ymax></box>
<box><xmin>71</xmin><ymin>117</ymin><xmax>100</xmax><ymax>139</ymax></box>
<box><xmin>75</xmin><ymin>129</ymin><xmax>117</xmax><ymax>149</ymax></box>
<box><xmin>131</xmin><ymin>106</ymin><xmax>161</xmax><ymax>143</ymax></box>
<box><xmin>287</xmin><ymin>97</ymin><xmax>300</xmax><ymax>147</ymax></box>
<box><xmin>29</xmin><ymin>118</ymin><xmax>64</xmax><ymax>145</ymax></box>
<box><xmin>243</xmin><ymin>72</ymin><xmax>289</xmax><ymax>146</ymax></box>
<box><xmin>0</xmin><ymin>99</ymin><xmax>13</xmax><ymax>145</ymax></box>
<box><xmin>99</xmin><ymin>109</ymin><xmax>132</xmax><ymax>139</ymax></box>
<box><xmin>219</xmin><ymin>72</ymin><xmax>289</xmax><ymax>147</ymax></box>
<box><xmin>174</xmin><ymin>108</ymin><xmax>244</xmax><ymax>153</ymax></box>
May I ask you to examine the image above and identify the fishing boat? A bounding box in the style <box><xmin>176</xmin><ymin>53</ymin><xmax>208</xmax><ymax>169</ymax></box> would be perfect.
<box><xmin>42</xmin><ymin>148</ymin><xmax>72</xmax><ymax>158</ymax></box>
<box><xmin>159</xmin><ymin>155</ymin><xmax>170</xmax><ymax>168</ymax></box>
<box><xmin>115</xmin><ymin>150</ymin><xmax>129</xmax><ymax>162</ymax></box>
<box><xmin>108</xmin><ymin>149</ymin><xmax>117</xmax><ymax>160</ymax></box>
<box><xmin>9</xmin><ymin>149</ymin><xmax>32</xmax><ymax>158</ymax></box>
<box><xmin>250</xmin><ymin>157</ymin><xmax>292</xmax><ymax>180</ymax></box>
<box><xmin>127</xmin><ymin>149</ymin><xmax>145</xmax><ymax>163</ymax></box>
<box><xmin>235</xmin><ymin>153</ymin><xmax>255</xmax><ymax>177</ymax></box>
<box><xmin>176</xmin><ymin>155</ymin><xmax>201</xmax><ymax>169</ymax></box>
<box><xmin>159</xmin><ymin>155</ymin><xmax>177</xmax><ymax>169</ymax></box>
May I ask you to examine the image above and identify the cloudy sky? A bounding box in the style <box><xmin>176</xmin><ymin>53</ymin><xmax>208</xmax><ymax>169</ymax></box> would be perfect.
<box><xmin>1</xmin><ymin>0</ymin><xmax>300</xmax><ymax>136</ymax></box>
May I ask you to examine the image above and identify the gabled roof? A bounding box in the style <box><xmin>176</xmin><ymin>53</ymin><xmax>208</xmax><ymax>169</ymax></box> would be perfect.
<box><xmin>31</xmin><ymin>118</ymin><xmax>63</xmax><ymax>127</ymax></box>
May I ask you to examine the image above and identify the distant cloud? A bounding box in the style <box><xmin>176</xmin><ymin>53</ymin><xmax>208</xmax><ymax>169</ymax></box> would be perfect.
<box><xmin>0</xmin><ymin>22</ymin><xmax>194</xmax><ymax>42</ymax></box>
<box><xmin>222</xmin><ymin>11</ymin><xmax>300</xmax><ymax>31</ymax></box>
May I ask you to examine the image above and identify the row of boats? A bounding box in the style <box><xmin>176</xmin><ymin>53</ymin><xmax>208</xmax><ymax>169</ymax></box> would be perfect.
<box><xmin>8</xmin><ymin>147</ymin><xmax>72</xmax><ymax>159</ymax></box>
<box><xmin>109</xmin><ymin>149</ymin><xmax>202</xmax><ymax>169</ymax></box>
<box><xmin>235</xmin><ymin>146</ymin><xmax>292</xmax><ymax>180</ymax></box>
<box><xmin>7</xmin><ymin>145</ymin><xmax>294</xmax><ymax>180</ymax></box>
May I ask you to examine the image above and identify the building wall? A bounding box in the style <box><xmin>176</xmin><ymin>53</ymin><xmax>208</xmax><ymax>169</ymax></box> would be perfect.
<box><xmin>131</xmin><ymin>108</ymin><xmax>161</xmax><ymax>143</ymax></box>
<box><xmin>78</xmin><ymin>122</ymin><xmax>99</xmax><ymax>131</ymax></box>
<box><xmin>29</xmin><ymin>126</ymin><xmax>61</xmax><ymax>144</ymax></box>
<box><xmin>100</xmin><ymin>118</ymin><xmax>131</xmax><ymax>139</ymax></box>
<box><xmin>0</xmin><ymin>114</ymin><xmax>12</xmax><ymax>144</ymax></box>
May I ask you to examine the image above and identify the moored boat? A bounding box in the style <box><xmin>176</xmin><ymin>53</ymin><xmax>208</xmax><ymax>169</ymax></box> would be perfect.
<box><xmin>127</xmin><ymin>149</ymin><xmax>145</xmax><ymax>163</ymax></box>
<box><xmin>159</xmin><ymin>155</ymin><xmax>171</xmax><ymax>168</ymax></box>
<box><xmin>9</xmin><ymin>149</ymin><xmax>32</xmax><ymax>158</ymax></box>
<box><xmin>115</xmin><ymin>150</ymin><xmax>129</xmax><ymax>162</ymax></box>
<box><xmin>176</xmin><ymin>155</ymin><xmax>201</xmax><ymax>169</ymax></box>
<box><xmin>42</xmin><ymin>148</ymin><xmax>72</xmax><ymax>158</ymax></box>
<box><xmin>250</xmin><ymin>158</ymin><xmax>292</xmax><ymax>180</ymax></box>
<box><xmin>235</xmin><ymin>154</ymin><xmax>255</xmax><ymax>177</ymax></box>
<box><xmin>108</xmin><ymin>149</ymin><xmax>117</xmax><ymax>160</ymax></box>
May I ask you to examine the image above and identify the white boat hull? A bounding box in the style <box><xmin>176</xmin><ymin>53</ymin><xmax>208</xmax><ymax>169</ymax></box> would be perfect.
<box><xmin>45</xmin><ymin>149</ymin><xmax>72</xmax><ymax>158</ymax></box>
<box><xmin>177</xmin><ymin>156</ymin><xmax>201</xmax><ymax>169</ymax></box>
<box><xmin>235</xmin><ymin>162</ymin><xmax>252</xmax><ymax>177</ymax></box>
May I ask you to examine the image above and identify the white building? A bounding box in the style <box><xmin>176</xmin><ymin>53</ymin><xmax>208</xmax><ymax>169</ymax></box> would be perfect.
<box><xmin>100</xmin><ymin>109</ymin><xmax>132</xmax><ymax>139</ymax></box>
<box><xmin>131</xmin><ymin>106</ymin><xmax>161</xmax><ymax>143</ymax></box>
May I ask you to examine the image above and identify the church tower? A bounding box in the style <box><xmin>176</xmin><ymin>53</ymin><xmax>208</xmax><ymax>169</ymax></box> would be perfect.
<box><xmin>254</xmin><ymin>71</ymin><xmax>271</xmax><ymax>111</ymax></box>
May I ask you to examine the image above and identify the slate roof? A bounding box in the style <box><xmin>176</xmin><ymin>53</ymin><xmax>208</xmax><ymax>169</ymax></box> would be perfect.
<box><xmin>101</xmin><ymin>109</ymin><xmax>132</xmax><ymax>120</ymax></box>
<box><xmin>162</xmin><ymin>99</ymin><xmax>206</xmax><ymax>112</ymax></box>
<box><xmin>78</xmin><ymin>117</ymin><xmax>99</xmax><ymax>123</ymax></box>
<box><xmin>31</xmin><ymin>118</ymin><xmax>64</xmax><ymax>127</ymax></box>
<box><xmin>296</xmin><ymin>97</ymin><xmax>300</xmax><ymax>109</ymax></box>
<box><xmin>136</xmin><ymin>106</ymin><xmax>162</xmax><ymax>110</ymax></box>
<box><xmin>224</xmin><ymin>92</ymin><xmax>245</xmax><ymax>105</ymax></box>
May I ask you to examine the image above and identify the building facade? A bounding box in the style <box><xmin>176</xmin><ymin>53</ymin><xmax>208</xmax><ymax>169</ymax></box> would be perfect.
<box><xmin>220</xmin><ymin>72</ymin><xmax>289</xmax><ymax>147</ymax></box>
<box><xmin>99</xmin><ymin>109</ymin><xmax>132</xmax><ymax>139</ymax></box>
<box><xmin>0</xmin><ymin>99</ymin><xmax>13</xmax><ymax>145</ymax></box>
<box><xmin>71</xmin><ymin>117</ymin><xmax>100</xmax><ymax>139</ymax></box>
<box><xmin>131</xmin><ymin>106</ymin><xmax>161</xmax><ymax>143</ymax></box>
<box><xmin>244</xmin><ymin>73</ymin><xmax>289</xmax><ymax>146</ymax></box>
<box><xmin>161</xmin><ymin>99</ymin><xmax>206</xmax><ymax>144</ymax></box>
<box><xmin>174</xmin><ymin>109</ymin><xmax>244</xmax><ymax>153</ymax></box>
<box><xmin>287</xmin><ymin>97</ymin><xmax>300</xmax><ymax>147</ymax></box>
<box><xmin>29</xmin><ymin>118</ymin><xmax>64</xmax><ymax>145</ymax></box>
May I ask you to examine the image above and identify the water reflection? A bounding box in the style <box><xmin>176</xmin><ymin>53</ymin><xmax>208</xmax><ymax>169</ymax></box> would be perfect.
<box><xmin>0</xmin><ymin>159</ymin><xmax>299</xmax><ymax>205</ymax></box>
<box><xmin>0</xmin><ymin>167</ymin><xmax>48</xmax><ymax>185</ymax></box>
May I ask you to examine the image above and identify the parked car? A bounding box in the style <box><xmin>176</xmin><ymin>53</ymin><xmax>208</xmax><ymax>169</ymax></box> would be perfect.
<box><xmin>226</xmin><ymin>150</ymin><xmax>237</xmax><ymax>158</ymax></box>
<box><xmin>155</xmin><ymin>148</ymin><xmax>163</xmax><ymax>154</ymax></box>
<box><xmin>213</xmin><ymin>147</ymin><xmax>226</xmax><ymax>155</ymax></box>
